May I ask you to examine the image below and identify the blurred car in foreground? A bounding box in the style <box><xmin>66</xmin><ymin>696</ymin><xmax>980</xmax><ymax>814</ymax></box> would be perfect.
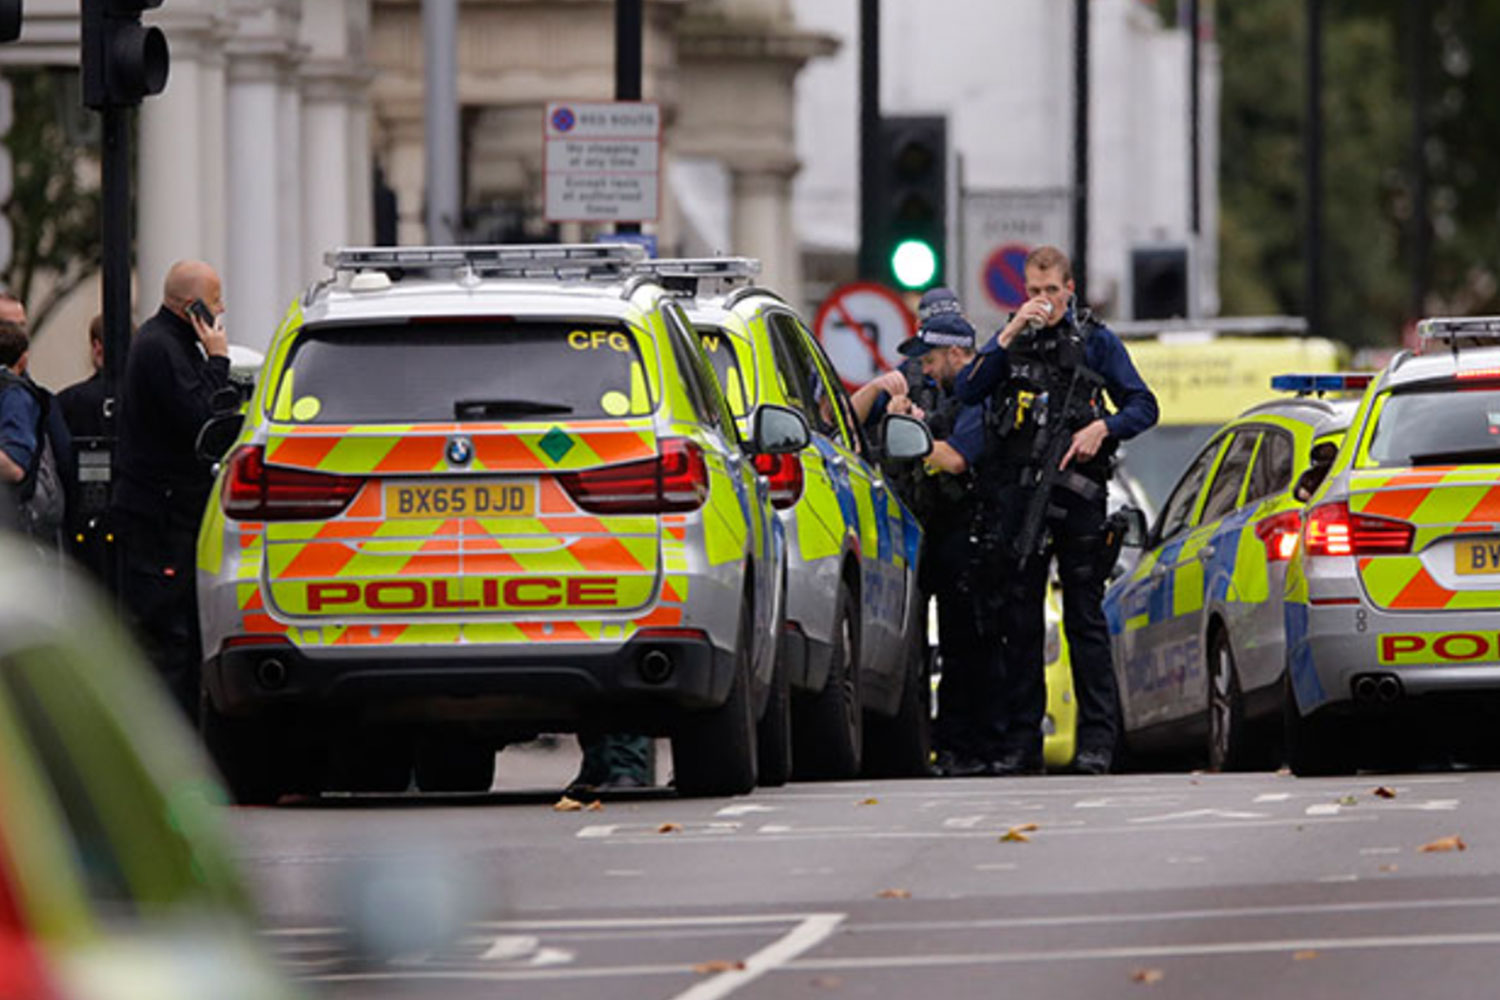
<box><xmin>0</xmin><ymin>533</ymin><xmax>300</xmax><ymax>1000</ymax></box>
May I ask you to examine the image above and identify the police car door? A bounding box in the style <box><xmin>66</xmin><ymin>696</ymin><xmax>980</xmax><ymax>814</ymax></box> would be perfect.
<box><xmin>1115</xmin><ymin>437</ymin><xmax>1225</xmax><ymax>730</ymax></box>
<box><xmin>1187</xmin><ymin>430</ymin><xmax>1263</xmax><ymax>720</ymax></box>
<box><xmin>801</xmin><ymin>320</ymin><xmax>907</xmax><ymax>680</ymax></box>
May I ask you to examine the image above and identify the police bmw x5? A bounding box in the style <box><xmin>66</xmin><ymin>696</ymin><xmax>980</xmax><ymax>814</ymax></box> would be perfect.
<box><xmin>195</xmin><ymin>245</ymin><xmax>802</xmax><ymax>802</ymax></box>
<box><xmin>634</xmin><ymin>258</ymin><xmax>935</xmax><ymax>781</ymax></box>
<box><xmin>1285</xmin><ymin>317</ymin><xmax>1500</xmax><ymax>774</ymax></box>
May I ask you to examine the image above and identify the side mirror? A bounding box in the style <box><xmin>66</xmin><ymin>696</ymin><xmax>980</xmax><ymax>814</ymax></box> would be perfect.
<box><xmin>882</xmin><ymin>414</ymin><xmax>933</xmax><ymax>461</ymax></box>
<box><xmin>1118</xmin><ymin>506</ymin><xmax>1149</xmax><ymax>548</ymax></box>
<box><xmin>210</xmin><ymin>385</ymin><xmax>243</xmax><ymax>416</ymax></box>
<box><xmin>1309</xmin><ymin>440</ymin><xmax>1338</xmax><ymax>465</ymax></box>
<box><xmin>196</xmin><ymin>413</ymin><xmax>245</xmax><ymax>464</ymax></box>
<box><xmin>748</xmin><ymin>403</ymin><xmax>810</xmax><ymax>455</ymax></box>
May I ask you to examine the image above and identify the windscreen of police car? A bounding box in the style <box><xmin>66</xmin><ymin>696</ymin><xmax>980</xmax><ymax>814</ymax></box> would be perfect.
<box><xmin>270</xmin><ymin>321</ymin><xmax>655</xmax><ymax>423</ymax></box>
<box><xmin>694</xmin><ymin>325</ymin><xmax>751</xmax><ymax>417</ymax></box>
<box><xmin>1364</xmin><ymin>384</ymin><xmax>1500</xmax><ymax>466</ymax></box>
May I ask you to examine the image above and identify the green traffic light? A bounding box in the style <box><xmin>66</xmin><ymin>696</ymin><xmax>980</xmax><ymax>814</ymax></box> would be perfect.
<box><xmin>890</xmin><ymin>239</ymin><xmax>937</xmax><ymax>290</ymax></box>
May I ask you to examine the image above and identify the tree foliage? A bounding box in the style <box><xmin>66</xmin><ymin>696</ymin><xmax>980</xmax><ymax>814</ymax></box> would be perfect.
<box><xmin>1212</xmin><ymin>0</ymin><xmax>1500</xmax><ymax>345</ymax></box>
<box><xmin>2</xmin><ymin>69</ymin><xmax>101</xmax><ymax>336</ymax></box>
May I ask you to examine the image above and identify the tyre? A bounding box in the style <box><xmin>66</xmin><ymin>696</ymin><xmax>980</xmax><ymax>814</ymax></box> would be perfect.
<box><xmin>1283</xmin><ymin>673</ymin><xmax>1355</xmax><ymax>776</ymax></box>
<box><xmin>673</xmin><ymin>599</ymin><xmax>759</xmax><ymax>797</ymax></box>
<box><xmin>415</xmin><ymin>737</ymin><xmax>495</xmax><ymax>793</ymax></box>
<box><xmin>756</xmin><ymin>642</ymin><xmax>793</xmax><ymax>787</ymax></box>
<box><xmin>862</xmin><ymin>621</ymin><xmax>932</xmax><ymax>778</ymax></box>
<box><xmin>200</xmin><ymin>698</ymin><xmax>290</xmax><ymax>806</ymax></box>
<box><xmin>792</xmin><ymin>583</ymin><xmax>862</xmax><ymax>780</ymax></box>
<box><xmin>1207</xmin><ymin>629</ymin><xmax>1253</xmax><ymax>772</ymax></box>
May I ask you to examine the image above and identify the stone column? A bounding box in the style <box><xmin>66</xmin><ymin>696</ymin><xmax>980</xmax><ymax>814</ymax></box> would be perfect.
<box><xmin>382</xmin><ymin>113</ymin><xmax>428</xmax><ymax>247</ymax></box>
<box><xmin>138</xmin><ymin>2</ymin><xmax>229</xmax><ymax>321</ymax></box>
<box><xmin>225</xmin><ymin>0</ymin><xmax>301</xmax><ymax>352</ymax></box>
<box><xmin>732</xmin><ymin>162</ymin><xmax>798</xmax><ymax>302</ymax></box>
<box><xmin>300</xmin><ymin>0</ymin><xmax>374</xmax><ymax>267</ymax></box>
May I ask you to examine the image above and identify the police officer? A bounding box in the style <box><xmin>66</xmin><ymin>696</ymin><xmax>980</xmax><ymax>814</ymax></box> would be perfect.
<box><xmin>959</xmin><ymin>246</ymin><xmax>1158</xmax><ymax>775</ymax></box>
<box><xmin>861</xmin><ymin>288</ymin><xmax>999</xmax><ymax>776</ymax></box>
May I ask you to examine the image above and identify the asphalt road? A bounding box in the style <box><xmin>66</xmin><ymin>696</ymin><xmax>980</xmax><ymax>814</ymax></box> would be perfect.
<box><xmin>232</xmin><ymin>744</ymin><xmax>1500</xmax><ymax>1000</ymax></box>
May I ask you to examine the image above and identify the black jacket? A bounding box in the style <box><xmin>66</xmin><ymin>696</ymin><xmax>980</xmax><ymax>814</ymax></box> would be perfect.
<box><xmin>58</xmin><ymin>370</ymin><xmax>109</xmax><ymax>440</ymax></box>
<box><xmin>112</xmin><ymin>306</ymin><xmax>230</xmax><ymax>518</ymax></box>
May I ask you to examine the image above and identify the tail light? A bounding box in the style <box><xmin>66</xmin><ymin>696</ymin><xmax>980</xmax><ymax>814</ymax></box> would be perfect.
<box><xmin>1254</xmin><ymin>510</ymin><xmax>1302</xmax><ymax>562</ymax></box>
<box><xmin>1303</xmin><ymin>501</ymin><xmax>1415</xmax><ymax>557</ymax></box>
<box><xmin>559</xmin><ymin>438</ymin><xmax>709</xmax><ymax>514</ymax></box>
<box><xmin>752</xmin><ymin>452</ymin><xmax>804</xmax><ymax>509</ymax></box>
<box><xmin>222</xmin><ymin>445</ymin><xmax>363</xmax><ymax>521</ymax></box>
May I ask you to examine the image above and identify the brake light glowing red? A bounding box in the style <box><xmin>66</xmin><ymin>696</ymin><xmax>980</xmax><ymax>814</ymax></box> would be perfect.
<box><xmin>559</xmin><ymin>438</ymin><xmax>709</xmax><ymax>514</ymax></box>
<box><xmin>1254</xmin><ymin>509</ymin><xmax>1301</xmax><ymax>562</ymax></box>
<box><xmin>1304</xmin><ymin>501</ymin><xmax>1414</xmax><ymax>557</ymax></box>
<box><xmin>222</xmin><ymin>445</ymin><xmax>364</xmax><ymax>521</ymax></box>
<box><xmin>1456</xmin><ymin>368</ymin><xmax>1500</xmax><ymax>380</ymax></box>
<box><xmin>751</xmin><ymin>452</ymin><xmax>804</xmax><ymax>509</ymax></box>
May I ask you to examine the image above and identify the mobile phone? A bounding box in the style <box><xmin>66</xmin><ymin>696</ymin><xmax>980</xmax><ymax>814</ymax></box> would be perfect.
<box><xmin>187</xmin><ymin>299</ymin><xmax>216</xmax><ymax>327</ymax></box>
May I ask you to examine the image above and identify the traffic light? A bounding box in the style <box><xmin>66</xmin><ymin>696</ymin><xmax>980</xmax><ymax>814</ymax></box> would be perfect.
<box><xmin>0</xmin><ymin>1</ymin><xmax>20</xmax><ymax>43</ymax></box>
<box><xmin>82</xmin><ymin>0</ymin><xmax>170</xmax><ymax>109</ymax></box>
<box><xmin>875</xmin><ymin>115</ymin><xmax>947</xmax><ymax>291</ymax></box>
<box><xmin>1131</xmin><ymin>245</ymin><xmax>1189</xmax><ymax>320</ymax></box>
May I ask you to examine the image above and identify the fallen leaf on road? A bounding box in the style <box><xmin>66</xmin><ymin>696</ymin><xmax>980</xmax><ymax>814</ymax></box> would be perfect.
<box><xmin>585</xmin><ymin>800</ymin><xmax>605</xmax><ymax>812</ymax></box>
<box><xmin>1419</xmin><ymin>835</ymin><xmax>1466</xmax><ymax>853</ymax></box>
<box><xmin>1373</xmin><ymin>786</ymin><xmax>1397</xmax><ymax>799</ymax></box>
<box><xmin>1293</xmin><ymin>950</ymin><xmax>1320</xmax><ymax>961</ymax></box>
<box><xmin>1337</xmin><ymin>795</ymin><xmax>1358</xmax><ymax>806</ymax></box>
<box><xmin>1276</xmin><ymin>767</ymin><xmax>1292</xmax><ymax>777</ymax></box>
<box><xmin>858</xmin><ymin>797</ymin><xmax>880</xmax><ymax>806</ymax></box>
<box><xmin>692</xmin><ymin>960</ymin><xmax>747</xmax><ymax>974</ymax></box>
<box><xmin>999</xmin><ymin>828</ymin><xmax>1032</xmax><ymax>843</ymax></box>
<box><xmin>553</xmin><ymin>796</ymin><xmax>583</xmax><ymax>812</ymax></box>
<box><xmin>1379</xmin><ymin>864</ymin><xmax>1399</xmax><ymax>873</ymax></box>
<box><xmin>811</xmin><ymin>976</ymin><xmax>844</xmax><ymax>990</ymax></box>
<box><xmin>658</xmin><ymin>822</ymin><xmax>684</xmax><ymax>834</ymax></box>
<box><xmin>1131</xmin><ymin>968</ymin><xmax>1165</xmax><ymax>984</ymax></box>
<box><xmin>876</xmin><ymin>888</ymin><xmax>911</xmax><ymax>899</ymax></box>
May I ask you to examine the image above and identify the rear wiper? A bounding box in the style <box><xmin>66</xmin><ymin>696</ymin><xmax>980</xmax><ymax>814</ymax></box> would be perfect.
<box><xmin>455</xmin><ymin>398</ymin><xmax>574</xmax><ymax>418</ymax></box>
<box><xmin>1408</xmin><ymin>447</ymin><xmax>1500</xmax><ymax>466</ymax></box>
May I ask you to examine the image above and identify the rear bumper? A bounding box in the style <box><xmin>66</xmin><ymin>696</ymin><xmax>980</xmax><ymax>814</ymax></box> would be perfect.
<box><xmin>204</xmin><ymin>633</ymin><xmax>735</xmax><ymax>732</ymax></box>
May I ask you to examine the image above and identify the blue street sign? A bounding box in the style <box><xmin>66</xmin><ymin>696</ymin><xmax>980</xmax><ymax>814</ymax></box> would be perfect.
<box><xmin>983</xmin><ymin>243</ymin><xmax>1031</xmax><ymax>310</ymax></box>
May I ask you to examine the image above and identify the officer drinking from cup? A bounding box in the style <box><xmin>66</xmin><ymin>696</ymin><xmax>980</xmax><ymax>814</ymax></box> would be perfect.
<box><xmin>958</xmin><ymin>246</ymin><xmax>1158</xmax><ymax>776</ymax></box>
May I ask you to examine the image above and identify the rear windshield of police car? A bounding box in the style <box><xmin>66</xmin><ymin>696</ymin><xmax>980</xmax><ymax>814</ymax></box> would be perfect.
<box><xmin>1366</xmin><ymin>384</ymin><xmax>1500</xmax><ymax>466</ymax></box>
<box><xmin>695</xmin><ymin>325</ymin><xmax>752</xmax><ymax>417</ymax></box>
<box><xmin>271</xmin><ymin>320</ymin><xmax>655</xmax><ymax>424</ymax></box>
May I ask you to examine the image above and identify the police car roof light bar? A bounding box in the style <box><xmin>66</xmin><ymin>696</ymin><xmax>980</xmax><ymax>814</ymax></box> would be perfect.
<box><xmin>324</xmin><ymin>244</ymin><xmax>648</xmax><ymax>281</ymax></box>
<box><xmin>637</xmin><ymin>258</ymin><xmax>762</xmax><ymax>279</ymax></box>
<box><xmin>1269</xmin><ymin>372</ymin><xmax>1375</xmax><ymax>396</ymax></box>
<box><xmin>1418</xmin><ymin>316</ymin><xmax>1500</xmax><ymax>345</ymax></box>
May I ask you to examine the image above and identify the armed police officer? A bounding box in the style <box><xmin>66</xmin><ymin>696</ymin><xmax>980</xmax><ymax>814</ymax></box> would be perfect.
<box><xmin>856</xmin><ymin>288</ymin><xmax>1000</xmax><ymax>776</ymax></box>
<box><xmin>959</xmin><ymin>246</ymin><xmax>1157</xmax><ymax>776</ymax></box>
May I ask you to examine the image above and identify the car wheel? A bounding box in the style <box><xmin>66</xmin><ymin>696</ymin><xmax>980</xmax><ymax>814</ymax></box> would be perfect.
<box><xmin>1207</xmin><ymin>629</ymin><xmax>1252</xmax><ymax>772</ymax></box>
<box><xmin>415</xmin><ymin>737</ymin><xmax>495</xmax><ymax>793</ymax></box>
<box><xmin>756</xmin><ymin>638</ymin><xmax>793</xmax><ymax>787</ymax></box>
<box><xmin>673</xmin><ymin>598</ymin><xmax>759</xmax><ymax>797</ymax></box>
<box><xmin>862</xmin><ymin>620</ymin><xmax>932</xmax><ymax>778</ymax></box>
<box><xmin>1283</xmin><ymin>672</ymin><xmax>1355</xmax><ymax>776</ymax></box>
<box><xmin>200</xmin><ymin>697</ymin><xmax>289</xmax><ymax>806</ymax></box>
<box><xmin>792</xmin><ymin>583</ymin><xmax>863</xmax><ymax>780</ymax></box>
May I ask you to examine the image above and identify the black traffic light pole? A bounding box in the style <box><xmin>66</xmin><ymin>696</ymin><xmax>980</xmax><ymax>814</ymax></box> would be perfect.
<box><xmin>100</xmin><ymin>105</ymin><xmax>131</xmax><ymax>398</ymax></box>
<box><xmin>1304</xmin><ymin>0</ymin><xmax>1322</xmax><ymax>340</ymax></box>
<box><xmin>858</xmin><ymin>0</ymin><xmax>879</xmax><ymax>280</ymax></box>
<box><xmin>615</xmin><ymin>0</ymin><xmax>642</xmax><ymax>237</ymax></box>
<box><xmin>1072</xmin><ymin>0</ymin><xmax>1090</xmax><ymax>306</ymax></box>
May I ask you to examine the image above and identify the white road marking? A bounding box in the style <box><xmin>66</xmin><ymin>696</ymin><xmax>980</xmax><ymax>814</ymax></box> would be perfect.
<box><xmin>944</xmin><ymin>816</ymin><xmax>988</xmax><ymax>829</ymax></box>
<box><xmin>1305</xmin><ymin>804</ymin><xmax>1342</xmax><ymax>816</ymax></box>
<box><xmin>1359</xmin><ymin>847</ymin><xmax>1402</xmax><ymax>856</ymax></box>
<box><xmin>1073</xmin><ymin>795</ymin><xmax>1187</xmax><ymax>809</ymax></box>
<box><xmin>1254</xmin><ymin>793</ymin><xmax>1292</xmax><ymax>802</ymax></box>
<box><xmin>715</xmin><ymin>804</ymin><xmax>778</xmax><ymax>817</ymax></box>
<box><xmin>759</xmin><ymin>825</ymin><xmax>793</xmax><ymax>833</ymax></box>
<box><xmin>666</xmin><ymin>912</ymin><xmax>845</xmax><ymax>1000</ymax></box>
<box><xmin>785</xmin><ymin>931</ymin><xmax>1500</xmax><ymax>973</ymax></box>
<box><xmin>1130</xmin><ymin>808</ymin><xmax>1269</xmax><ymax>823</ymax></box>
<box><xmin>841</xmin><ymin>895</ymin><xmax>1500</xmax><ymax>935</ymax></box>
<box><xmin>576</xmin><ymin>825</ymin><xmax>619</xmax><ymax>838</ymax></box>
<box><xmin>1317</xmin><ymin>874</ymin><xmax>1359</xmax><ymax>884</ymax></box>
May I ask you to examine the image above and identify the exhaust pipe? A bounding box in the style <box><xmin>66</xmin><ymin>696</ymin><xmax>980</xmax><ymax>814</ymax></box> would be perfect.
<box><xmin>1352</xmin><ymin>674</ymin><xmax>1380</xmax><ymax>703</ymax></box>
<box><xmin>255</xmin><ymin>657</ymin><xmax>288</xmax><ymax>691</ymax></box>
<box><xmin>1375</xmin><ymin>674</ymin><xmax>1403</xmax><ymax>703</ymax></box>
<box><xmin>639</xmin><ymin>649</ymin><xmax>674</xmax><ymax>685</ymax></box>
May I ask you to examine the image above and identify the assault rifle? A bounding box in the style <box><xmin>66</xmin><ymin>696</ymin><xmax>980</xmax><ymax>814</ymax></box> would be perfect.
<box><xmin>1012</xmin><ymin>345</ymin><xmax>1105</xmax><ymax>574</ymax></box>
